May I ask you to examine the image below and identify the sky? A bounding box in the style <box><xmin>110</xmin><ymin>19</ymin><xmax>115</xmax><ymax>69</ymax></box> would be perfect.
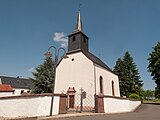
<box><xmin>0</xmin><ymin>0</ymin><xmax>159</xmax><ymax>90</ymax></box>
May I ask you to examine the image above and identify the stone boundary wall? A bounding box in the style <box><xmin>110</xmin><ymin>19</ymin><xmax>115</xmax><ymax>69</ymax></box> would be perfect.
<box><xmin>0</xmin><ymin>90</ymin><xmax>15</xmax><ymax>97</ymax></box>
<box><xmin>103</xmin><ymin>95</ymin><xmax>141</xmax><ymax>113</ymax></box>
<box><xmin>0</xmin><ymin>93</ymin><xmax>67</xmax><ymax>118</ymax></box>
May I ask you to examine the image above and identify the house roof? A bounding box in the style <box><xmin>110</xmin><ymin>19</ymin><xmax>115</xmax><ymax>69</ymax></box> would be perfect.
<box><xmin>0</xmin><ymin>84</ymin><xmax>13</xmax><ymax>91</ymax></box>
<box><xmin>67</xmin><ymin>50</ymin><xmax>114</xmax><ymax>73</ymax></box>
<box><xmin>0</xmin><ymin>76</ymin><xmax>33</xmax><ymax>89</ymax></box>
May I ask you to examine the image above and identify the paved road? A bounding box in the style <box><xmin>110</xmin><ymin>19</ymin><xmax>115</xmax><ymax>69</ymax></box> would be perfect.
<box><xmin>42</xmin><ymin>103</ymin><xmax>160</xmax><ymax>120</ymax></box>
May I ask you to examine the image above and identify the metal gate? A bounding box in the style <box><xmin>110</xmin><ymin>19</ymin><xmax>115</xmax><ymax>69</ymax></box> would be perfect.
<box><xmin>67</xmin><ymin>91</ymin><xmax>95</xmax><ymax>113</ymax></box>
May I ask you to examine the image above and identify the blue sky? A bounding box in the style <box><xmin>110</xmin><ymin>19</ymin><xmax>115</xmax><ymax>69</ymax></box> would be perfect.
<box><xmin>0</xmin><ymin>0</ymin><xmax>159</xmax><ymax>90</ymax></box>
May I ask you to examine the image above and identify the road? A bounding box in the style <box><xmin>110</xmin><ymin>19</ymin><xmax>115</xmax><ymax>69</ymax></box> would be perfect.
<box><xmin>8</xmin><ymin>103</ymin><xmax>160</xmax><ymax>120</ymax></box>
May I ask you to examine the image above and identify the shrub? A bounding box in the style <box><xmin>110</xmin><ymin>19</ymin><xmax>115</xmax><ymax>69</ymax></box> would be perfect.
<box><xmin>129</xmin><ymin>93</ymin><xmax>141</xmax><ymax>100</ymax></box>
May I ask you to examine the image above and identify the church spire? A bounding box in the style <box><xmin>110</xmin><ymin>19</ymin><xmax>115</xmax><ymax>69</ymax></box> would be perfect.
<box><xmin>75</xmin><ymin>7</ymin><xmax>83</xmax><ymax>31</ymax></box>
<box><xmin>68</xmin><ymin>5</ymin><xmax>89</xmax><ymax>53</ymax></box>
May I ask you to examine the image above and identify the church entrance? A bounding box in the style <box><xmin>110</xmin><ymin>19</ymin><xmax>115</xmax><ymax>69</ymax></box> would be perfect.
<box><xmin>67</xmin><ymin>87</ymin><xmax>95</xmax><ymax>113</ymax></box>
<box><xmin>69</xmin><ymin>95</ymin><xmax>75</xmax><ymax>108</ymax></box>
<box><xmin>67</xmin><ymin>87</ymin><xmax>76</xmax><ymax>111</ymax></box>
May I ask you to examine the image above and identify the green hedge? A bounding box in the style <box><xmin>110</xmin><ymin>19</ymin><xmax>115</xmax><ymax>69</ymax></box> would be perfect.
<box><xmin>129</xmin><ymin>93</ymin><xmax>141</xmax><ymax>100</ymax></box>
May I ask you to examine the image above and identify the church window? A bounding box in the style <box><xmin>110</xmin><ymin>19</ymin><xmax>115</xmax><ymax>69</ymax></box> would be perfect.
<box><xmin>73</xmin><ymin>36</ymin><xmax>76</xmax><ymax>42</ymax></box>
<box><xmin>112</xmin><ymin>81</ymin><xmax>115</xmax><ymax>96</ymax></box>
<box><xmin>99</xmin><ymin>76</ymin><xmax>103</xmax><ymax>94</ymax></box>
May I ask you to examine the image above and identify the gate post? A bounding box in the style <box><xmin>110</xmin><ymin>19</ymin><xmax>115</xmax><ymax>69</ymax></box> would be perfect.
<box><xmin>59</xmin><ymin>94</ymin><xmax>67</xmax><ymax>114</ymax></box>
<box><xmin>95</xmin><ymin>95</ymin><xmax>104</xmax><ymax>113</ymax></box>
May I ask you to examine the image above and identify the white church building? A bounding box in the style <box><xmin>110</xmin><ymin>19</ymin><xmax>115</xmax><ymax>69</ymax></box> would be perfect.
<box><xmin>55</xmin><ymin>10</ymin><xmax>120</xmax><ymax>111</ymax></box>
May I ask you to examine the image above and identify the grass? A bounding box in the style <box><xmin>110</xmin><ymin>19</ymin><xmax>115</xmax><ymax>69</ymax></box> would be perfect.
<box><xmin>142</xmin><ymin>99</ymin><xmax>160</xmax><ymax>103</ymax></box>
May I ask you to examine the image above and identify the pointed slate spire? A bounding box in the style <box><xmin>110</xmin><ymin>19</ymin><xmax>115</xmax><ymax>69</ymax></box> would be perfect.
<box><xmin>75</xmin><ymin>8</ymin><xmax>83</xmax><ymax>31</ymax></box>
<box><xmin>68</xmin><ymin>5</ymin><xmax>89</xmax><ymax>53</ymax></box>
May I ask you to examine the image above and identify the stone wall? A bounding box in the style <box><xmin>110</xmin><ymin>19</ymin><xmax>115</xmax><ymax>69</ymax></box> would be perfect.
<box><xmin>0</xmin><ymin>93</ymin><xmax>66</xmax><ymax>118</ymax></box>
<box><xmin>103</xmin><ymin>95</ymin><xmax>141</xmax><ymax>113</ymax></box>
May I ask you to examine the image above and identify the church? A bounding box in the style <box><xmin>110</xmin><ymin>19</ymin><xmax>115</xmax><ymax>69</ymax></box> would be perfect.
<box><xmin>55</xmin><ymin>10</ymin><xmax>120</xmax><ymax>111</ymax></box>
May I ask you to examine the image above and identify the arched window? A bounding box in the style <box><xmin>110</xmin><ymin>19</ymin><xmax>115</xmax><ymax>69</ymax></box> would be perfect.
<box><xmin>99</xmin><ymin>76</ymin><xmax>103</xmax><ymax>94</ymax></box>
<box><xmin>112</xmin><ymin>81</ymin><xmax>115</xmax><ymax>96</ymax></box>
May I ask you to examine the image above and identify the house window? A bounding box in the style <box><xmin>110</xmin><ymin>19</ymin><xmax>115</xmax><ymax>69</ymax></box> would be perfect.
<box><xmin>21</xmin><ymin>90</ymin><xmax>24</xmax><ymax>94</ymax></box>
<box><xmin>99</xmin><ymin>76</ymin><xmax>103</xmax><ymax>94</ymax></box>
<box><xmin>27</xmin><ymin>90</ymin><xmax>31</xmax><ymax>93</ymax></box>
<box><xmin>112</xmin><ymin>81</ymin><xmax>115</xmax><ymax>96</ymax></box>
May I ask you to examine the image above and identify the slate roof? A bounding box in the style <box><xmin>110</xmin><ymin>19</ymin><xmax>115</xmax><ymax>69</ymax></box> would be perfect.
<box><xmin>67</xmin><ymin>50</ymin><xmax>114</xmax><ymax>73</ymax></box>
<box><xmin>86</xmin><ymin>52</ymin><xmax>113</xmax><ymax>72</ymax></box>
<box><xmin>0</xmin><ymin>76</ymin><xmax>33</xmax><ymax>89</ymax></box>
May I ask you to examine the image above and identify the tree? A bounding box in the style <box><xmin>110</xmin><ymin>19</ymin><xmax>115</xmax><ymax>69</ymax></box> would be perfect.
<box><xmin>114</xmin><ymin>51</ymin><xmax>143</xmax><ymax>97</ymax></box>
<box><xmin>31</xmin><ymin>57</ymin><xmax>55</xmax><ymax>94</ymax></box>
<box><xmin>147</xmin><ymin>42</ymin><xmax>160</xmax><ymax>98</ymax></box>
<box><xmin>142</xmin><ymin>89</ymin><xmax>155</xmax><ymax>100</ymax></box>
<box><xmin>113</xmin><ymin>58</ymin><xmax>127</xmax><ymax>96</ymax></box>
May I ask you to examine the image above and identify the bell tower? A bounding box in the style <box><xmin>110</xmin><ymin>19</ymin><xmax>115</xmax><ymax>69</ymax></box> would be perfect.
<box><xmin>68</xmin><ymin>9</ymin><xmax>89</xmax><ymax>53</ymax></box>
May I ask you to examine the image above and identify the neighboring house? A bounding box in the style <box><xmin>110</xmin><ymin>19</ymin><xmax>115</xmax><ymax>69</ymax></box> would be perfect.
<box><xmin>55</xmin><ymin>10</ymin><xmax>120</xmax><ymax>110</ymax></box>
<box><xmin>0</xmin><ymin>84</ymin><xmax>15</xmax><ymax>97</ymax></box>
<box><xmin>0</xmin><ymin>76</ymin><xmax>33</xmax><ymax>96</ymax></box>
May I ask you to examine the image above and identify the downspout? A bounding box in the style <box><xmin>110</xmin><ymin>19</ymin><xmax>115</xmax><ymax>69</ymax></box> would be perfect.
<box><xmin>93</xmin><ymin>63</ymin><xmax>97</xmax><ymax>96</ymax></box>
<box><xmin>93</xmin><ymin>63</ymin><xmax>97</xmax><ymax>112</ymax></box>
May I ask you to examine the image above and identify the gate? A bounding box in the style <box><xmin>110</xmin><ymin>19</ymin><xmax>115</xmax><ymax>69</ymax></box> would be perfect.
<box><xmin>67</xmin><ymin>90</ymin><xmax>95</xmax><ymax>113</ymax></box>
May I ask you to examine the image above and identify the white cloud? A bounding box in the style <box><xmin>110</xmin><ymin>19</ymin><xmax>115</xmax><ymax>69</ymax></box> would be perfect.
<box><xmin>28</xmin><ymin>67</ymin><xmax>35</xmax><ymax>72</ymax></box>
<box><xmin>53</xmin><ymin>32</ymin><xmax>68</xmax><ymax>47</ymax></box>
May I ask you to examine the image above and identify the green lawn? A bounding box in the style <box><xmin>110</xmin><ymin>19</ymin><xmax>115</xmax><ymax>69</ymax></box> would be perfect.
<box><xmin>143</xmin><ymin>99</ymin><xmax>160</xmax><ymax>103</ymax></box>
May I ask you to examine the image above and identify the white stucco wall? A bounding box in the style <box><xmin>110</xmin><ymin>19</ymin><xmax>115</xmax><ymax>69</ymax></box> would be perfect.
<box><xmin>94</xmin><ymin>64</ymin><xmax>120</xmax><ymax>97</ymax></box>
<box><xmin>55</xmin><ymin>52</ymin><xmax>95</xmax><ymax>95</ymax></box>
<box><xmin>0</xmin><ymin>92</ymin><xmax>14</xmax><ymax>97</ymax></box>
<box><xmin>0</xmin><ymin>88</ymin><xmax>30</xmax><ymax>97</ymax></box>
<box><xmin>55</xmin><ymin>52</ymin><xmax>120</xmax><ymax>97</ymax></box>
<box><xmin>0</xmin><ymin>95</ymin><xmax>60</xmax><ymax>118</ymax></box>
<box><xmin>13</xmin><ymin>88</ymin><xmax>30</xmax><ymax>95</ymax></box>
<box><xmin>104</xmin><ymin>97</ymin><xmax>141</xmax><ymax>113</ymax></box>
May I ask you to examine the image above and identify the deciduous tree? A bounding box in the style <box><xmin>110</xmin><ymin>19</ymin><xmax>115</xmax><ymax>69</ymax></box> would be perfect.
<box><xmin>142</xmin><ymin>89</ymin><xmax>155</xmax><ymax>100</ymax></box>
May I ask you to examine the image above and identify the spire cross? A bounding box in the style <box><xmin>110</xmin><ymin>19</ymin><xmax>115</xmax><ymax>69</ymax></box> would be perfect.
<box><xmin>78</xmin><ymin>3</ymin><xmax>82</xmax><ymax>11</ymax></box>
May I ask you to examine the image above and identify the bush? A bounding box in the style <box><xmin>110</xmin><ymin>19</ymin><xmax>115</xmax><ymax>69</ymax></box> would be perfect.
<box><xmin>129</xmin><ymin>93</ymin><xmax>141</xmax><ymax>100</ymax></box>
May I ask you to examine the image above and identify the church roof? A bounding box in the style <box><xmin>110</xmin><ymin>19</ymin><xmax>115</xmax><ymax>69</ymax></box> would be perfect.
<box><xmin>87</xmin><ymin>52</ymin><xmax>112</xmax><ymax>71</ymax></box>
<box><xmin>0</xmin><ymin>76</ymin><xmax>33</xmax><ymax>89</ymax></box>
<box><xmin>67</xmin><ymin>50</ymin><xmax>113</xmax><ymax>73</ymax></box>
